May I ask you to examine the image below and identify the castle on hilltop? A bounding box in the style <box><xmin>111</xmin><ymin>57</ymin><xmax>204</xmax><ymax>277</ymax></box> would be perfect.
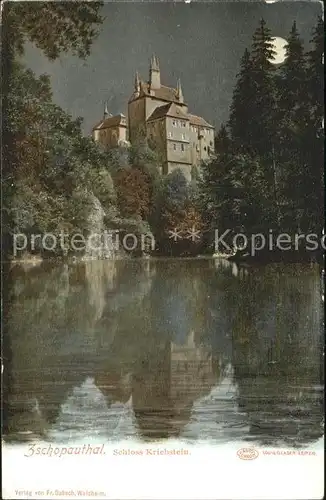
<box><xmin>92</xmin><ymin>56</ymin><xmax>215</xmax><ymax>181</ymax></box>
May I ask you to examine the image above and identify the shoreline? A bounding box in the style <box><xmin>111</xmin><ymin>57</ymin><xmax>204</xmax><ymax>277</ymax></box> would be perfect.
<box><xmin>6</xmin><ymin>252</ymin><xmax>324</xmax><ymax>266</ymax></box>
<box><xmin>226</xmin><ymin>250</ymin><xmax>323</xmax><ymax>265</ymax></box>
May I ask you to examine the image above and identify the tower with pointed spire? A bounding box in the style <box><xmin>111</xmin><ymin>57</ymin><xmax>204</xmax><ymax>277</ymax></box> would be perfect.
<box><xmin>176</xmin><ymin>79</ymin><xmax>184</xmax><ymax>104</ymax></box>
<box><xmin>93</xmin><ymin>56</ymin><xmax>215</xmax><ymax>179</ymax></box>
<box><xmin>127</xmin><ymin>56</ymin><xmax>215</xmax><ymax>179</ymax></box>
<box><xmin>103</xmin><ymin>100</ymin><xmax>111</xmax><ymax>120</ymax></box>
<box><xmin>149</xmin><ymin>54</ymin><xmax>161</xmax><ymax>90</ymax></box>
<box><xmin>134</xmin><ymin>71</ymin><xmax>140</xmax><ymax>97</ymax></box>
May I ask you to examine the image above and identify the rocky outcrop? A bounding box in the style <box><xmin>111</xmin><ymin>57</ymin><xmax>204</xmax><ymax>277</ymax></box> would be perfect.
<box><xmin>82</xmin><ymin>194</ymin><xmax>125</xmax><ymax>260</ymax></box>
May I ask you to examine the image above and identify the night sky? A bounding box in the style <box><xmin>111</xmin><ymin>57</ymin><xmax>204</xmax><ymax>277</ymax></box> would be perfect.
<box><xmin>23</xmin><ymin>1</ymin><xmax>322</xmax><ymax>135</ymax></box>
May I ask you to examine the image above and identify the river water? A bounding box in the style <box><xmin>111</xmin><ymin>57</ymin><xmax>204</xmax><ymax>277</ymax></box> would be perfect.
<box><xmin>3</xmin><ymin>258</ymin><xmax>324</xmax><ymax>447</ymax></box>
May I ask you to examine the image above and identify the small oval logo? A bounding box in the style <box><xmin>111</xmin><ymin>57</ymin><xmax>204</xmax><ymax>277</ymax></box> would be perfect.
<box><xmin>237</xmin><ymin>448</ymin><xmax>259</xmax><ymax>460</ymax></box>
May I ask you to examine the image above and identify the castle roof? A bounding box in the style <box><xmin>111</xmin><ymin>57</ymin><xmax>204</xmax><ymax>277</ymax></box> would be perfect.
<box><xmin>147</xmin><ymin>102</ymin><xmax>189</xmax><ymax>122</ymax></box>
<box><xmin>128</xmin><ymin>80</ymin><xmax>186</xmax><ymax>105</ymax></box>
<box><xmin>188</xmin><ymin>114</ymin><xmax>214</xmax><ymax>129</ymax></box>
<box><xmin>147</xmin><ymin>104</ymin><xmax>213</xmax><ymax>130</ymax></box>
<box><xmin>149</xmin><ymin>84</ymin><xmax>178</xmax><ymax>102</ymax></box>
<box><xmin>92</xmin><ymin>113</ymin><xmax>127</xmax><ymax>131</ymax></box>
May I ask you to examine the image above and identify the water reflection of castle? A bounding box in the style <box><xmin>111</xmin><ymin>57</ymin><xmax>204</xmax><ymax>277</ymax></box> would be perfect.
<box><xmin>4</xmin><ymin>259</ymin><xmax>324</xmax><ymax>447</ymax></box>
<box><xmin>5</xmin><ymin>330</ymin><xmax>220</xmax><ymax>442</ymax></box>
<box><xmin>170</xmin><ymin>331</ymin><xmax>217</xmax><ymax>400</ymax></box>
<box><xmin>131</xmin><ymin>331</ymin><xmax>220</xmax><ymax>439</ymax></box>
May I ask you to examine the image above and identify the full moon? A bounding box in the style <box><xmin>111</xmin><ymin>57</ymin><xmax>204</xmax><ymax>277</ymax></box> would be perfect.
<box><xmin>270</xmin><ymin>37</ymin><xmax>287</xmax><ymax>65</ymax></box>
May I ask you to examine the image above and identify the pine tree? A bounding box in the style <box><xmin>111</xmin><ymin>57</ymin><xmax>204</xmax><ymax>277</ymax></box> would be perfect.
<box><xmin>306</xmin><ymin>16</ymin><xmax>324</xmax><ymax>128</ymax></box>
<box><xmin>229</xmin><ymin>19</ymin><xmax>278</xmax><ymax>157</ymax></box>
<box><xmin>199</xmin><ymin>148</ymin><xmax>273</xmax><ymax>247</ymax></box>
<box><xmin>276</xmin><ymin>18</ymin><xmax>323</xmax><ymax>235</ymax></box>
<box><xmin>251</xmin><ymin>19</ymin><xmax>277</xmax><ymax>70</ymax></box>
<box><xmin>215</xmin><ymin>124</ymin><xmax>232</xmax><ymax>155</ymax></box>
<box><xmin>304</xmin><ymin>16</ymin><xmax>324</xmax><ymax>234</ymax></box>
<box><xmin>278</xmin><ymin>21</ymin><xmax>308</xmax><ymax>144</ymax></box>
<box><xmin>249</xmin><ymin>19</ymin><xmax>278</xmax><ymax>156</ymax></box>
<box><xmin>276</xmin><ymin>23</ymin><xmax>310</xmax><ymax>232</ymax></box>
<box><xmin>228</xmin><ymin>48</ymin><xmax>255</xmax><ymax>152</ymax></box>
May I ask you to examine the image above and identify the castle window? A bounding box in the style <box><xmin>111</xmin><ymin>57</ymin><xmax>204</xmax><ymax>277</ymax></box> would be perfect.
<box><xmin>172</xmin><ymin>120</ymin><xmax>177</xmax><ymax>127</ymax></box>
<box><xmin>182</xmin><ymin>122</ymin><xmax>186</xmax><ymax>128</ymax></box>
<box><xmin>173</xmin><ymin>143</ymin><xmax>177</xmax><ymax>151</ymax></box>
<box><xmin>204</xmin><ymin>146</ymin><xmax>207</xmax><ymax>151</ymax></box>
<box><xmin>182</xmin><ymin>133</ymin><xmax>186</xmax><ymax>140</ymax></box>
<box><xmin>168</xmin><ymin>132</ymin><xmax>172</xmax><ymax>138</ymax></box>
<box><xmin>181</xmin><ymin>144</ymin><xmax>185</xmax><ymax>152</ymax></box>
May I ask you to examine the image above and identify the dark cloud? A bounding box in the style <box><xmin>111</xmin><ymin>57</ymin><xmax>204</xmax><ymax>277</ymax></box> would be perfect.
<box><xmin>23</xmin><ymin>1</ymin><xmax>322</xmax><ymax>135</ymax></box>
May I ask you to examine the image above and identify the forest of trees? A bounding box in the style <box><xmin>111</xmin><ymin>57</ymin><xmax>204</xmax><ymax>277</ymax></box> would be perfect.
<box><xmin>2</xmin><ymin>2</ymin><xmax>204</xmax><ymax>258</ymax></box>
<box><xmin>2</xmin><ymin>4</ymin><xmax>324</xmax><ymax>261</ymax></box>
<box><xmin>200</xmin><ymin>17</ymin><xmax>324</xmax><ymax>259</ymax></box>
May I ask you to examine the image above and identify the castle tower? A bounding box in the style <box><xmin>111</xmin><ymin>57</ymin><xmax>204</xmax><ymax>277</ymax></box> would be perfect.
<box><xmin>134</xmin><ymin>71</ymin><xmax>140</xmax><ymax>97</ymax></box>
<box><xmin>149</xmin><ymin>55</ymin><xmax>161</xmax><ymax>90</ymax></box>
<box><xmin>103</xmin><ymin>101</ymin><xmax>110</xmax><ymax>120</ymax></box>
<box><xmin>176</xmin><ymin>79</ymin><xmax>184</xmax><ymax>104</ymax></box>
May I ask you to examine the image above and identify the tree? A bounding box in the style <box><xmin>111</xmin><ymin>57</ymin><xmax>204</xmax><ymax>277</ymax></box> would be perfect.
<box><xmin>306</xmin><ymin>16</ymin><xmax>324</xmax><ymax>128</ymax></box>
<box><xmin>3</xmin><ymin>62</ymin><xmax>121</xmax><ymax>252</ymax></box>
<box><xmin>2</xmin><ymin>1</ymin><xmax>105</xmax><ymax>256</ymax></box>
<box><xmin>276</xmin><ymin>23</ymin><xmax>311</xmax><ymax>233</ymax></box>
<box><xmin>114</xmin><ymin>167</ymin><xmax>151</xmax><ymax>220</ymax></box>
<box><xmin>128</xmin><ymin>140</ymin><xmax>162</xmax><ymax>217</ymax></box>
<box><xmin>249</xmin><ymin>19</ymin><xmax>278</xmax><ymax>156</ymax></box>
<box><xmin>200</xmin><ymin>18</ymin><xmax>323</xmax><ymax>258</ymax></box>
<box><xmin>304</xmin><ymin>16</ymin><xmax>324</xmax><ymax>234</ymax></box>
<box><xmin>279</xmin><ymin>17</ymin><xmax>324</xmax><ymax>235</ymax></box>
<box><xmin>2</xmin><ymin>3</ymin><xmax>106</xmax><ymax>435</ymax></box>
<box><xmin>199</xmin><ymin>127</ymin><xmax>235</xmax><ymax>244</ymax></box>
<box><xmin>227</xmin><ymin>20</ymin><xmax>280</xmax><ymax>235</ymax></box>
<box><xmin>154</xmin><ymin>170</ymin><xmax>203</xmax><ymax>256</ymax></box>
<box><xmin>229</xmin><ymin>19</ymin><xmax>278</xmax><ymax>157</ymax></box>
<box><xmin>2</xmin><ymin>2</ymin><xmax>103</xmax><ymax>60</ymax></box>
<box><xmin>2</xmin><ymin>2</ymin><xmax>104</xmax><ymax>172</ymax></box>
<box><xmin>214</xmin><ymin>124</ymin><xmax>232</xmax><ymax>155</ymax></box>
<box><xmin>199</xmin><ymin>150</ymin><xmax>272</xmax><ymax>251</ymax></box>
<box><xmin>228</xmin><ymin>49</ymin><xmax>256</xmax><ymax>152</ymax></box>
<box><xmin>277</xmin><ymin>21</ymin><xmax>308</xmax><ymax>150</ymax></box>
